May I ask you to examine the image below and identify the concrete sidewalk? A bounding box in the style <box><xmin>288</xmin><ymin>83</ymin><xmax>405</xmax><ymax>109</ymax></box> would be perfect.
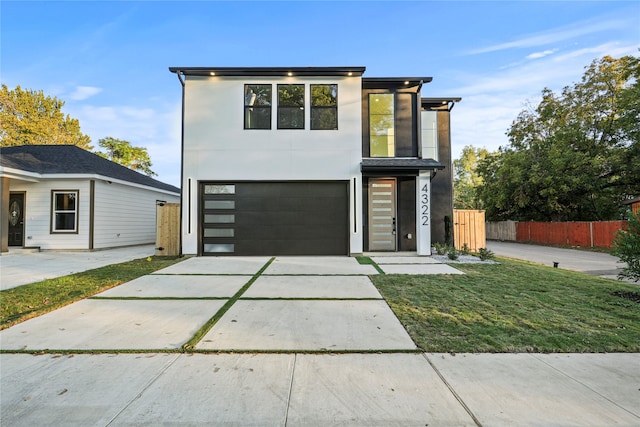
<box><xmin>487</xmin><ymin>240</ymin><xmax>626</xmax><ymax>280</ymax></box>
<box><xmin>1</xmin><ymin>255</ymin><xmax>639</xmax><ymax>425</ymax></box>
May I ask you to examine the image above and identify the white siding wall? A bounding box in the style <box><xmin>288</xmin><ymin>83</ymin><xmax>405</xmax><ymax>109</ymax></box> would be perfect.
<box><xmin>181</xmin><ymin>74</ymin><xmax>364</xmax><ymax>255</ymax></box>
<box><xmin>93</xmin><ymin>180</ymin><xmax>179</xmax><ymax>249</ymax></box>
<box><xmin>8</xmin><ymin>178</ymin><xmax>179</xmax><ymax>250</ymax></box>
<box><xmin>9</xmin><ymin>179</ymin><xmax>91</xmax><ymax>250</ymax></box>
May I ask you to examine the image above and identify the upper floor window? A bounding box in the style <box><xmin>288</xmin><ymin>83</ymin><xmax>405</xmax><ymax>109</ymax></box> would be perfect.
<box><xmin>244</xmin><ymin>84</ymin><xmax>272</xmax><ymax>129</ymax></box>
<box><xmin>421</xmin><ymin>110</ymin><xmax>438</xmax><ymax>160</ymax></box>
<box><xmin>369</xmin><ymin>93</ymin><xmax>395</xmax><ymax>157</ymax></box>
<box><xmin>278</xmin><ymin>84</ymin><xmax>305</xmax><ymax>129</ymax></box>
<box><xmin>311</xmin><ymin>84</ymin><xmax>338</xmax><ymax>130</ymax></box>
<box><xmin>51</xmin><ymin>190</ymin><xmax>78</xmax><ymax>233</ymax></box>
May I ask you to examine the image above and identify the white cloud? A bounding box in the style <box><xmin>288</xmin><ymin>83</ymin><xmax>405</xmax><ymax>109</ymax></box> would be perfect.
<box><xmin>467</xmin><ymin>18</ymin><xmax>625</xmax><ymax>55</ymax></box>
<box><xmin>65</xmin><ymin>102</ymin><xmax>182</xmax><ymax>186</ymax></box>
<box><xmin>526</xmin><ymin>49</ymin><xmax>558</xmax><ymax>60</ymax></box>
<box><xmin>448</xmin><ymin>41</ymin><xmax>639</xmax><ymax>161</ymax></box>
<box><xmin>68</xmin><ymin>86</ymin><xmax>102</xmax><ymax>101</ymax></box>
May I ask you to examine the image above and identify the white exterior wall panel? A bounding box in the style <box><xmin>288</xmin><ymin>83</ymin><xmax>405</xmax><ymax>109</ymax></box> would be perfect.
<box><xmin>93</xmin><ymin>181</ymin><xmax>178</xmax><ymax>249</ymax></box>
<box><xmin>9</xmin><ymin>179</ymin><xmax>91</xmax><ymax>250</ymax></box>
<box><xmin>181</xmin><ymin>75</ymin><xmax>364</xmax><ymax>255</ymax></box>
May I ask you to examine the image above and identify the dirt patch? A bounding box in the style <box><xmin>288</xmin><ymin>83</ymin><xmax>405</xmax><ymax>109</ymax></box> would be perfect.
<box><xmin>611</xmin><ymin>290</ymin><xmax>640</xmax><ymax>304</ymax></box>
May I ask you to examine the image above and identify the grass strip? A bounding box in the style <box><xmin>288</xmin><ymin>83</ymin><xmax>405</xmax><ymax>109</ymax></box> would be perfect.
<box><xmin>238</xmin><ymin>297</ymin><xmax>383</xmax><ymax>301</ymax></box>
<box><xmin>1</xmin><ymin>256</ymin><xmax>185</xmax><ymax>330</ymax></box>
<box><xmin>90</xmin><ymin>296</ymin><xmax>229</xmax><ymax>301</ymax></box>
<box><xmin>181</xmin><ymin>257</ymin><xmax>275</xmax><ymax>351</ymax></box>
<box><xmin>356</xmin><ymin>256</ymin><xmax>385</xmax><ymax>274</ymax></box>
<box><xmin>372</xmin><ymin>257</ymin><xmax>640</xmax><ymax>353</ymax></box>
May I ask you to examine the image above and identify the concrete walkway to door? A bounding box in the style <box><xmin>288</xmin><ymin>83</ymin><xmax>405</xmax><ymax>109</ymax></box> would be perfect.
<box><xmin>2</xmin><ymin>255</ymin><xmax>638</xmax><ymax>426</ymax></box>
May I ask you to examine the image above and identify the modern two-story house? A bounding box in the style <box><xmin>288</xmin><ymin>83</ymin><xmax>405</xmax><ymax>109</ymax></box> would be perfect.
<box><xmin>169</xmin><ymin>66</ymin><xmax>459</xmax><ymax>256</ymax></box>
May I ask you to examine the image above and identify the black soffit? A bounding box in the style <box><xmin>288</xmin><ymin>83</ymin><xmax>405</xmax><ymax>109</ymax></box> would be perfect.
<box><xmin>361</xmin><ymin>158</ymin><xmax>444</xmax><ymax>175</ymax></box>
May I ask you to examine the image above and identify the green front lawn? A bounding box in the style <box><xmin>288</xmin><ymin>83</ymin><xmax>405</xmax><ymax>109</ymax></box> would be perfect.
<box><xmin>372</xmin><ymin>258</ymin><xmax>640</xmax><ymax>353</ymax></box>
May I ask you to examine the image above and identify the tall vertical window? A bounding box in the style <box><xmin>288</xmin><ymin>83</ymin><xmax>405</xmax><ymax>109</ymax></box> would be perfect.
<box><xmin>244</xmin><ymin>84</ymin><xmax>272</xmax><ymax>129</ymax></box>
<box><xmin>369</xmin><ymin>93</ymin><xmax>395</xmax><ymax>157</ymax></box>
<box><xmin>421</xmin><ymin>110</ymin><xmax>438</xmax><ymax>160</ymax></box>
<box><xmin>51</xmin><ymin>190</ymin><xmax>78</xmax><ymax>233</ymax></box>
<box><xmin>278</xmin><ymin>84</ymin><xmax>305</xmax><ymax>129</ymax></box>
<box><xmin>311</xmin><ymin>84</ymin><xmax>338</xmax><ymax>130</ymax></box>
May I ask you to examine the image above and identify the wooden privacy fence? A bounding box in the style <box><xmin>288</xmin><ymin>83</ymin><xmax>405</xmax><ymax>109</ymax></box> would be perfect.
<box><xmin>487</xmin><ymin>220</ymin><xmax>627</xmax><ymax>248</ymax></box>
<box><xmin>453</xmin><ymin>210</ymin><xmax>486</xmax><ymax>252</ymax></box>
<box><xmin>156</xmin><ymin>202</ymin><xmax>180</xmax><ymax>256</ymax></box>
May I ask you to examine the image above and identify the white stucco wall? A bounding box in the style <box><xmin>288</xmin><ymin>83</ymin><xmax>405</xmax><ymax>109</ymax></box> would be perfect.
<box><xmin>181</xmin><ymin>74</ymin><xmax>364</xmax><ymax>255</ymax></box>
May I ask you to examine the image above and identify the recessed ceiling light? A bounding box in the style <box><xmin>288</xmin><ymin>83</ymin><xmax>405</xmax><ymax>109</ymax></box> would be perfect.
<box><xmin>210</xmin><ymin>72</ymin><xmax>216</xmax><ymax>76</ymax></box>
<box><xmin>287</xmin><ymin>72</ymin><xmax>293</xmax><ymax>76</ymax></box>
<box><xmin>348</xmin><ymin>72</ymin><xmax>353</xmax><ymax>76</ymax></box>
<box><xmin>404</xmin><ymin>80</ymin><xmax>410</xmax><ymax>85</ymax></box>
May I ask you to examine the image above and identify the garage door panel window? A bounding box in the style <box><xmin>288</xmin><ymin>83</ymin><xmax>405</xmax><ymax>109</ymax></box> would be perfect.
<box><xmin>204</xmin><ymin>243</ymin><xmax>235</xmax><ymax>253</ymax></box>
<box><xmin>51</xmin><ymin>190</ymin><xmax>79</xmax><ymax>233</ymax></box>
<box><xmin>204</xmin><ymin>184</ymin><xmax>235</xmax><ymax>195</ymax></box>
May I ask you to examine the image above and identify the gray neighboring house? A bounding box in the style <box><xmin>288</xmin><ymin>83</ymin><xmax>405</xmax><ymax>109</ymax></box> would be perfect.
<box><xmin>1</xmin><ymin>145</ymin><xmax>180</xmax><ymax>252</ymax></box>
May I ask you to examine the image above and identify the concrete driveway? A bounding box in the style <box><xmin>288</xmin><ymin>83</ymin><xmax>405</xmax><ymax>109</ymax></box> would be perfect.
<box><xmin>1</xmin><ymin>255</ymin><xmax>639</xmax><ymax>426</ymax></box>
<box><xmin>487</xmin><ymin>240</ymin><xmax>627</xmax><ymax>280</ymax></box>
<box><xmin>0</xmin><ymin>245</ymin><xmax>155</xmax><ymax>290</ymax></box>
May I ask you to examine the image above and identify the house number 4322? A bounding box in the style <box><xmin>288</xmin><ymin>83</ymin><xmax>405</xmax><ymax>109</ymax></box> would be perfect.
<box><xmin>420</xmin><ymin>183</ymin><xmax>430</xmax><ymax>226</ymax></box>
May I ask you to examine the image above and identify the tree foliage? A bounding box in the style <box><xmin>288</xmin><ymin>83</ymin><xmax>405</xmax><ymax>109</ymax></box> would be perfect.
<box><xmin>453</xmin><ymin>145</ymin><xmax>491</xmax><ymax>209</ymax></box>
<box><xmin>0</xmin><ymin>85</ymin><xmax>92</xmax><ymax>149</ymax></box>
<box><xmin>96</xmin><ymin>137</ymin><xmax>156</xmax><ymax>176</ymax></box>
<box><xmin>612</xmin><ymin>210</ymin><xmax>640</xmax><ymax>282</ymax></box>
<box><xmin>477</xmin><ymin>55</ymin><xmax>640</xmax><ymax>221</ymax></box>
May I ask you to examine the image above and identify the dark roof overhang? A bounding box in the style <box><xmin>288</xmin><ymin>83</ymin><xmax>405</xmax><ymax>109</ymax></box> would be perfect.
<box><xmin>363</xmin><ymin>77</ymin><xmax>432</xmax><ymax>91</ymax></box>
<box><xmin>168</xmin><ymin>66</ymin><xmax>366</xmax><ymax>77</ymax></box>
<box><xmin>422</xmin><ymin>97</ymin><xmax>462</xmax><ymax>111</ymax></box>
<box><xmin>361</xmin><ymin>158</ymin><xmax>444</xmax><ymax>176</ymax></box>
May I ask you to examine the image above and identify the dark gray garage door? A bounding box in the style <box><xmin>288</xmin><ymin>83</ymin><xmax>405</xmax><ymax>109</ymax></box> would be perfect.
<box><xmin>200</xmin><ymin>181</ymin><xmax>349</xmax><ymax>256</ymax></box>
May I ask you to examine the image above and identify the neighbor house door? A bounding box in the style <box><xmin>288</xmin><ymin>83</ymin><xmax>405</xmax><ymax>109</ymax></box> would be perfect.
<box><xmin>368</xmin><ymin>178</ymin><xmax>397</xmax><ymax>251</ymax></box>
<box><xmin>8</xmin><ymin>193</ymin><xmax>25</xmax><ymax>246</ymax></box>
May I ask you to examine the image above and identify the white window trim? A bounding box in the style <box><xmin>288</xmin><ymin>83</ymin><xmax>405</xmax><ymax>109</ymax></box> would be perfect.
<box><xmin>51</xmin><ymin>190</ymin><xmax>79</xmax><ymax>234</ymax></box>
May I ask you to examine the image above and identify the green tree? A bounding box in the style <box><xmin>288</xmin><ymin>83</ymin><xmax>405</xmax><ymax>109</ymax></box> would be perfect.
<box><xmin>96</xmin><ymin>137</ymin><xmax>156</xmax><ymax>176</ymax></box>
<box><xmin>612</xmin><ymin>210</ymin><xmax>640</xmax><ymax>282</ymax></box>
<box><xmin>478</xmin><ymin>55</ymin><xmax>640</xmax><ymax>221</ymax></box>
<box><xmin>453</xmin><ymin>145</ymin><xmax>491</xmax><ymax>209</ymax></box>
<box><xmin>0</xmin><ymin>85</ymin><xmax>92</xmax><ymax>149</ymax></box>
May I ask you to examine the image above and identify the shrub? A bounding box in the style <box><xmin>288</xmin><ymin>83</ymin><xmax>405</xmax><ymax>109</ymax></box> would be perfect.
<box><xmin>433</xmin><ymin>242</ymin><xmax>447</xmax><ymax>255</ymax></box>
<box><xmin>460</xmin><ymin>243</ymin><xmax>471</xmax><ymax>255</ymax></box>
<box><xmin>447</xmin><ymin>247</ymin><xmax>460</xmax><ymax>260</ymax></box>
<box><xmin>478</xmin><ymin>247</ymin><xmax>496</xmax><ymax>261</ymax></box>
<box><xmin>612</xmin><ymin>211</ymin><xmax>640</xmax><ymax>282</ymax></box>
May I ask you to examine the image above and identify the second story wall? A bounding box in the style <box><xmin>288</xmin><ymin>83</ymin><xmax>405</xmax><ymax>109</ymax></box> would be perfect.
<box><xmin>183</xmin><ymin>75</ymin><xmax>363</xmax><ymax>181</ymax></box>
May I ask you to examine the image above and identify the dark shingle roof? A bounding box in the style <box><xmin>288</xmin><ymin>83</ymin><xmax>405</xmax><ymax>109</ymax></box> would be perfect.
<box><xmin>0</xmin><ymin>145</ymin><xmax>180</xmax><ymax>194</ymax></box>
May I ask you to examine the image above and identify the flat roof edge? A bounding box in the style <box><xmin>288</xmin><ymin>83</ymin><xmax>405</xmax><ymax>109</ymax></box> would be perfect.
<box><xmin>169</xmin><ymin>66</ymin><xmax>366</xmax><ymax>77</ymax></box>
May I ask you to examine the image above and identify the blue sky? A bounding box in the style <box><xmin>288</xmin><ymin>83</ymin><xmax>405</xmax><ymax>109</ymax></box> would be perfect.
<box><xmin>2</xmin><ymin>1</ymin><xmax>639</xmax><ymax>186</ymax></box>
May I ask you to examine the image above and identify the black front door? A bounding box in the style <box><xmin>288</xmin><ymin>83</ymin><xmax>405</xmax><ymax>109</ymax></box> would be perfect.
<box><xmin>8</xmin><ymin>193</ymin><xmax>24</xmax><ymax>246</ymax></box>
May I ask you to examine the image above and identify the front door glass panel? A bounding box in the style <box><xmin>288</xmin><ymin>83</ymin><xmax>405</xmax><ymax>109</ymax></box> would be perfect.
<box><xmin>368</xmin><ymin>179</ymin><xmax>396</xmax><ymax>251</ymax></box>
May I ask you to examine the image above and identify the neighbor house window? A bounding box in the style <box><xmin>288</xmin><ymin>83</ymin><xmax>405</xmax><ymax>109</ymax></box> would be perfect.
<box><xmin>369</xmin><ymin>93</ymin><xmax>395</xmax><ymax>157</ymax></box>
<box><xmin>311</xmin><ymin>84</ymin><xmax>338</xmax><ymax>130</ymax></box>
<box><xmin>244</xmin><ymin>84</ymin><xmax>272</xmax><ymax>129</ymax></box>
<box><xmin>51</xmin><ymin>190</ymin><xmax>79</xmax><ymax>233</ymax></box>
<box><xmin>278</xmin><ymin>84</ymin><xmax>305</xmax><ymax>129</ymax></box>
